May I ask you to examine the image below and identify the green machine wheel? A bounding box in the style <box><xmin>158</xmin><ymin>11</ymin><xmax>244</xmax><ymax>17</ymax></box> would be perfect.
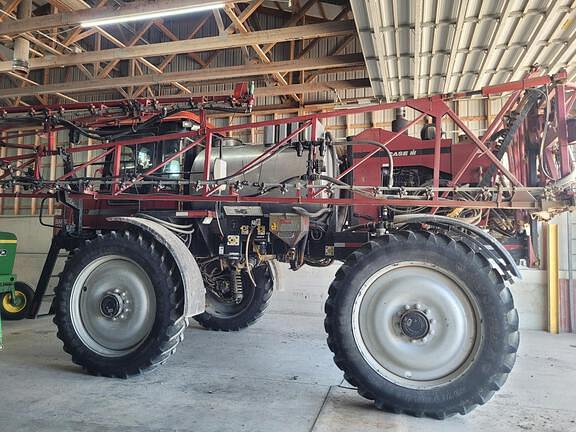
<box><xmin>0</xmin><ymin>232</ymin><xmax>19</xmax><ymax>304</ymax></box>
<box><xmin>0</xmin><ymin>231</ymin><xmax>34</xmax><ymax>346</ymax></box>
<box><xmin>1</xmin><ymin>282</ymin><xmax>34</xmax><ymax>321</ymax></box>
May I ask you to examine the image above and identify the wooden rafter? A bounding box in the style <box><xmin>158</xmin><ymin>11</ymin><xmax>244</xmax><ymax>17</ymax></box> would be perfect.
<box><xmin>0</xmin><ymin>54</ymin><xmax>365</xmax><ymax>98</ymax></box>
<box><xmin>95</xmin><ymin>21</ymin><xmax>155</xmax><ymax>78</ymax></box>
<box><xmin>297</xmin><ymin>5</ymin><xmax>351</xmax><ymax>59</ymax></box>
<box><xmin>223</xmin><ymin>4</ymin><xmax>299</xmax><ymax>102</ymax></box>
<box><xmin>0</xmin><ymin>1</ymin><xmax>365</xmax><ymax>103</ymax></box>
<box><xmin>261</xmin><ymin>0</ymin><xmax>318</xmax><ymax>54</ymax></box>
<box><xmin>0</xmin><ymin>0</ymin><xmax>241</xmax><ymax>35</ymax></box>
<box><xmin>0</xmin><ymin>20</ymin><xmax>355</xmax><ymax>73</ymax></box>
<box><xmin>0</xmin><ymin>0</ymin><xmax>22</xmax><ymax>23</ymax></box>
<box><xmin>132</xmin><ymin>14</ymin><xmax>212</xmax><ymax>98</ymax></box>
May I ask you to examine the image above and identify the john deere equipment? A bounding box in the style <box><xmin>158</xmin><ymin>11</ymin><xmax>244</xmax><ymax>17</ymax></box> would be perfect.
<box><xmin>0</xmin><ymin>232</ymin><xmax>34</xmax><ymax>349</ymax></box>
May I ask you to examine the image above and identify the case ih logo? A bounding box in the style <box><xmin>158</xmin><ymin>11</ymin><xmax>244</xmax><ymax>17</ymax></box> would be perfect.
<box><xmin>390</xmin><ymin>150</ymin><xmax>417</xmax><ymax>157</ymax></box>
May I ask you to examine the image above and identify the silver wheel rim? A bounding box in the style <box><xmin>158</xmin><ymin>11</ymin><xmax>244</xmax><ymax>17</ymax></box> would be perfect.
<box><xmin>70</xmin><ymin>255</ymin><xmax>156</xmax><ymax>357</ymax></box>
<box><xmin>351</xmin><ymin>262</ymin><xmax>481</xmax><ymax>389</ymax></box>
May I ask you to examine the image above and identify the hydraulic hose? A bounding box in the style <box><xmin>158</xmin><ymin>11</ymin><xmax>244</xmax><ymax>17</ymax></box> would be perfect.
<box><xmin>334</xmin><ymin>140</ymin><xmax>395</xmax><ymax>188</ymax></box>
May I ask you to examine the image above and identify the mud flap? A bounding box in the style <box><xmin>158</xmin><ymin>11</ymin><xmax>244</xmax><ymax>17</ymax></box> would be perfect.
<box><xmin>108</xmin><ymin>216</ymin><xmax>205</xmax><ymax>318</ymax></box>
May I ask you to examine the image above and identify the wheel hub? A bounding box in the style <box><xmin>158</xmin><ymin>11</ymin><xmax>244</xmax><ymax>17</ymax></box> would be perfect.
<box><xmin>399</xmin><ymin>309</ymin><xmax>430</xmax><ymax>340</ymax></box>
<box><xmin>70</xmin><ymin>255</ymin><xmax>155</xmax><ymax>357</ymax></box>
<box><xmin>2</xmin><ymin>291</ymin><xmax>26</xmax><ymax>313</ymax></box>
<box><xmin>100</xmin><ymin>292</ymin><xmax>123</xmax><ymax>318</ymax></box>
<box><xmin>352</xmin><ymin>263</ymin><xmax>480</xmax><ymax>387</ymax></box>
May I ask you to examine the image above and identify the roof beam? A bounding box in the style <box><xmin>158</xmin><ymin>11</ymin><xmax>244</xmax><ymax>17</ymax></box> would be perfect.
<box><xmin>0</xmin><ymin>0</ymin><xmax>22</xmax><ymax>23</ymax></box>
<box><xmin>391</xmin><ymin>0</ymin><xmax>403</xmax><ymax>98</ymax></box>
<box><xmin>95</xmin><ymin>20</ymin><xmax>154</xmax><ymax>78</ymax></box>
<box><xmin>228</xmin><ymin>0</ymin><xmax>265</xmax><ymax>32</ymax></box>
<box><xmin>222</xmin><ymin>4</ymin><xmax>296</xmax><ymax>101</ymax></box>
<box><xmin>510</xmin><ymin>0</ymin><xmax>571</xmax><ymax>81</ymax></box>
<box><xmin>0</xmin><ymin>20</ymin><xmax>356</xmax><ymax>73</ymax></box>
<box><xmin>253</xmin><ymin>79</ymin><xmax>371</xmax><ymax>97</ymax></box>
<box><xmin>350</xmin><ymin>0</ymin><xmax>392</xmax><ymax>101</ymax></box>
<box><xmin>297</xmin><ymin>5</ymin><xmax>351</xmax><ymax>59</ymax></box>
<box><xmin>443</xmin><ymin>0</ymin><xmax>469</xmax><ymax>93</ymax></box>
<box><xmin>261</xmin><ymin>0</ymin><xmax>318</xmax><ymax>54</ymax></box>
<box><xmin>153</xmin><ymin>20</ymin><xmax>207</xmax><ymax>67</ymax></box>
<box><xmin>0</xmin><ymin>54</ymin><xmax>365</xmax><ymax>98</ymax></box>
<box><xmin>426</xmin><ymin>0</ymin><xmax>441</xmax><ymax>95</ymax></box>
<box><xmin>413</xmin><ymin>0</ymin><xmax>422</xmax><ymax>98</ymax></box>
<box><xmin>131</xmin><ymin>14</ymin><xmax>212</xmax><ymax>98</ymax></box>
<box><xmin>453</xmin><ymin>1</ymin><xmax>490</xmax><ymax>92</ymax></box>
<box><xmin>472</xmin><ymin>0</ymin><xmax>515</xmax><ymax>89</ymax></box>
<box><xmin>0</xmin><ymin>0</ymin><xmax>239</xmax><ymax>35</ymax></box>
<box><xmin>177</xmin><ymin>79</ymin><xmax>371</xmax><ymax>98</ymax></box>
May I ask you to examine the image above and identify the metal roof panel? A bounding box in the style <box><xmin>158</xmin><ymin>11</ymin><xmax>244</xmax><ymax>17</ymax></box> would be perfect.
<box><xmin>351</xmin><ymin>0</ymin><xmax>576</xmax><ymax>100</ymax></box>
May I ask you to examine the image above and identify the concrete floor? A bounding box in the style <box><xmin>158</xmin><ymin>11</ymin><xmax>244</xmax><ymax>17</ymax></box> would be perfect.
<box><xmin>0</xmin><ymin>267</ymin><xmax>575</xmax><ymax>432</ymax></box>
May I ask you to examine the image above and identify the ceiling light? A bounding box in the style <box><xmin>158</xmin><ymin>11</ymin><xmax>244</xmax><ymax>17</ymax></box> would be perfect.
<box><xmin>80</xmin><ymin>3</ymin><xmax>225</xmax><ymax>28</ymax></box>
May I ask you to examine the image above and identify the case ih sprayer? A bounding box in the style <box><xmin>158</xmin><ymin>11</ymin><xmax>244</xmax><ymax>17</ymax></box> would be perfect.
<box><xmin>1</xmin><ymin>72</ymin><xmax>576</xmax><ymax>419</ymax></box>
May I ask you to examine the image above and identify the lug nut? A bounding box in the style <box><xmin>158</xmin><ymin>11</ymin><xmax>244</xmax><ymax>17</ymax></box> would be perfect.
<box><xmin>415</xmin><ymin>303</ymin><xmax>422</xmax><ymax>310</ymax></box>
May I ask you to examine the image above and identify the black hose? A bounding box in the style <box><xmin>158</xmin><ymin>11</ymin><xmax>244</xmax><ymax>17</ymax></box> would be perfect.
<box><xmin>335</xmin><ymin>140</ymin><xmax>395</xmax><ymax>188</ymax></box>
<box><xmin>54</xmin><ymin>107</ymin><xmax>185</xmax><ymax>142</ymax></box>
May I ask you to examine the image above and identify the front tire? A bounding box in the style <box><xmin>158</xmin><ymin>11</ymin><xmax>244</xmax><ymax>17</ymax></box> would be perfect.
<box><xmin>324</xmin><ymin>231</ymin><xmax>519</xmax><ymax>418</ymax></box>
<box><xmin>54</xmin><ymin>231</ymin><xmax>187</xmax><ymax>378</ymax></box>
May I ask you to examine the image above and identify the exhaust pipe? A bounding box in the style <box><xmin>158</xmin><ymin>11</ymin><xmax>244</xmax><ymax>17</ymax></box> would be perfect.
<box><xmin>12</xmin><ymin>0</ymin><xmax>32</xmax><ymax>76</ymax></box>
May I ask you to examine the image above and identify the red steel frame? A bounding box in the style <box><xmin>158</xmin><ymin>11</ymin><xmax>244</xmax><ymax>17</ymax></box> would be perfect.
<box><xmin>0</xmin><ymin>72</ymin><xmax>574</xmax><ymax>211</ymax></box>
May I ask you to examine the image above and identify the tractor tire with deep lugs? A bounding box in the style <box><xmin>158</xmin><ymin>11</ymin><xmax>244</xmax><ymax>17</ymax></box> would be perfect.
<box><xmin>324</xmin><ymin>230</ymin><xmax>519</xmax><ymax>419</ymax></box>
<box><xmin>54</xmin><ymin>230</ymin><xmax>187</xmax><ymax>378</ymax></box>
<box><xmin>195</xmin><ymin>263</ymin><xmax>273</xmax><ymax>331</ymax></box>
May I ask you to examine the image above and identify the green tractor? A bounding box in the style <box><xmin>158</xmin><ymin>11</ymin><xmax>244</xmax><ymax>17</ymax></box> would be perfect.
<box><xmin>0</xmin><ymin>232</ymin><xmax>35</xmax><ymax>347</ymax></box>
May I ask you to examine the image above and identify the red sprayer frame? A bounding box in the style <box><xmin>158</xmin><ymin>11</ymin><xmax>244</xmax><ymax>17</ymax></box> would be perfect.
<box><xmin>0</xmin><ymin>72</ymin><xmax>575</xmax><ymax>212</ymax></box>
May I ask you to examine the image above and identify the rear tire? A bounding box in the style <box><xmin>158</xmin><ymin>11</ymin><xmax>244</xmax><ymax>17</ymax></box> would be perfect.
<box><xmin>324</xmin><ymin>231</ymin><xmax>519</xmax><ymax>418</ymax></box>
<box><xmin>0</xmin><ymin>282</ymin><xmax>34</xmax><ymax>320</ymax></box>
<box><xmin>195</xmin><ymin>263</ymin><xmax>273</xmax><ymax>331</ymax></box>
<box><xmin>54</xmin><ymin>231</ymin><xmax>187</xmax><ymax>378</ymax></box>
